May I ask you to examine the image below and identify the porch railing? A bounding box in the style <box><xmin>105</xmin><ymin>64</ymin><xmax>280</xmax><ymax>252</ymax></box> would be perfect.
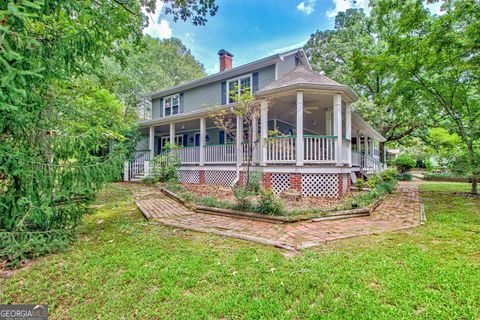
<box><xmin>204</xmin><ymin>144</ymin><xmax>236</xmax><ymax>163</ymax></box>
<box><xmin>266</xmin><ymin>136</ymin><xmax>296</xmax><ymax>163</ymax></box>
<box><xmin>124</xmin><ymin>151</ymin><xmax>150</xmax><ymax>180</ymax></box>
<box><xmin>304</xmin><ymin>135</ymin><xmax>336</xmax><ymax>163</ymax></box>
<box><xmin>352</xmin><ymin>150</ymin><xmax>361</xmax><ymax>166</ymax></box>
<box><xmin>172</xmin><ymin>146</ymin><xmax>200</xmax><ymax>164</ymax></box>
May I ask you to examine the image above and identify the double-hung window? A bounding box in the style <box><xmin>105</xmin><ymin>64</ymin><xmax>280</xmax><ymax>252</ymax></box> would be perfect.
<box><xmin>227</xmin><ymin>75</ymin><xmax>252</xmax><ymax>103</ymax></box>
<box><xmin>164</xmin><ymin>94</ymin><xmax>179</xmax><ymax>117</ymax></box>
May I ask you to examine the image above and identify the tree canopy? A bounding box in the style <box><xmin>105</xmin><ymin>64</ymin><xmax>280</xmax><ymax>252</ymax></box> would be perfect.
<box><xmin>0</xmin><ymin>0</ymin><xmax>214</xmax><ymax>267</ymax></box>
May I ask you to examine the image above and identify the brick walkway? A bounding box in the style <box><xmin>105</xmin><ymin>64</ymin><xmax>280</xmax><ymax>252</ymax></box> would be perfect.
<box><xmin>132</xmin><ymin>182</ymin><xmax>422</xmax><ymax>250</ymax></box>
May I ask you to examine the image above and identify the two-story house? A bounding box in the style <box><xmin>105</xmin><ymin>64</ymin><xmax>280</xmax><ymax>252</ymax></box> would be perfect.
<box><xmin>125</xmin><ymin>48</ymin><xmax>385</xmax><ymax>197</ymax></box>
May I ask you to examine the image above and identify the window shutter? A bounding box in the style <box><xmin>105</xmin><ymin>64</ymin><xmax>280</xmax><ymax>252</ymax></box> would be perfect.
<box><xmin>219</xmin><ymin>130</ymin><xmax>225</xmax><ymax>144</ymax></box>
<box><xmin>159</xmin><ymin>98</ymin><xmax>163</xmax><ymax>117</ymax></box>
<box><xmin>183</xmin><ymin>134</ymin><xmax>188</xmax><ymax>147</ymax></box>
<box><xmin>179</xmin><ymin>93</ymin><xmax>184</xmax><ymax>113</ymax></box>
<box><xmin>221</xmin><ymin>81</ymin><xmax>226</xmax><ymax>105</ymax></box>
<box><xmin>252</xmin><ymin>72</ymin><xmax>259</xmax><ymax>93</ymax></box>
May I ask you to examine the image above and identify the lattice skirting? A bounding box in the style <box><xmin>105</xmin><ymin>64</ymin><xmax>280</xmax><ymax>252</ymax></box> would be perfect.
<box><xmin>301</xmin><ymin>173</ymin><xmax>339</xmax><ymax>197</ymax></box>
<box><xmin>271</xmin><ymin>173</ymin><xmax>291</xmax><ymax>195</ymax></box>
<box><xmin>205</xmin><ymin>170</ymin><xmax>237</xmax><ymax>187</ymax></box>
<box><xmin>179</xmin><ymin>170</ymin><xmax>200</xmax><ymax>184</ymax></box>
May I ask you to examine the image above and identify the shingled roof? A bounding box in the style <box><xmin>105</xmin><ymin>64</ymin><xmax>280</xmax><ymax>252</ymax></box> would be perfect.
<box><xmin>257</xmin><ymin>64</ymin><xmax>358</xmax><ymax>101</ymax></box>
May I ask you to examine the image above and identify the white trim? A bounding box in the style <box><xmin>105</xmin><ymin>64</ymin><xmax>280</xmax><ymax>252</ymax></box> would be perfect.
<box><xmin>226</xmin><ymin>74</ymin><xmax>253</xmax><ymax>104</ymax></box>
<box><xmin>163</xmin><ymin>93</ymin><xmax>180</xmax><ymax>117</ymax></box>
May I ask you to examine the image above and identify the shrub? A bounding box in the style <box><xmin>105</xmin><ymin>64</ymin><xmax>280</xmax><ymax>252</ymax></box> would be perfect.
<box><xmin>395</xmin><ymin>154</ymin><xmax>416</xmax><ymax>173</ymax></box>
<box><xmin>151</xmin><ymin>143</ymin><xmax>180</xmax><ymax>183</ymax></box>
<box><xmin>397</xmin><ymin>173</ymin><xmax>413</xmax><ymax>181</ymax></box>
<box><xmin>381</xmin><ymin>168</ymin><xmax>398</xmax><ymax>183</ymax></box>
<box><xmin>247</xmin><ymin>172</ymin><xmax>262</xmax><ymax>193</ymax></box>
<box><xmin>376</xmin><ymin>181</ymin><xmax>395</xmax><ymax>194</ymax></box>
<box><xmin>233</xmin><ymin>187</ymin><xmax>254</xmax><ymax>211</ymax></box>
<box><xmin>367</xmin><ymin>174</ymin><xmax>382</xmax><ymax>189</ymax></box>
<box><xmin>355</xmin><ymin>178</ymin><xmax>365</xmax><ymax>191</ymax></box>
<box><xmin>254</xmin><ymin>189</ymin><xmax>284</xmax><ymax>216</ymax></box>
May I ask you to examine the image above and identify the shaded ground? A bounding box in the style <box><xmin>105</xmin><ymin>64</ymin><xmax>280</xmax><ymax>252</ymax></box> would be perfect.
<box><xmin>1</xmin><ymin>182</ymin><xmax>479</xmax><ymax>319</ymax></box>
<box><xmin>178</xmin><ymin>183</ymin><xmax>355</xmax><ymax>212</ymax></box>
<box><xmin>135</xmin><ymin>181</ymin><xmax>422</xmax><ymax>250</ymax></box>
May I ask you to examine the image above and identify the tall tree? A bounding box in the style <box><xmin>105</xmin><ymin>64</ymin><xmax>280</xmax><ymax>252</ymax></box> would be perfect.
<box><xmin>370</xmin><ymin>0</ymin><xmax>480</xmax><ymax>193</ymax></box>
<box><xmin>304</xmin><ymin>8</ymin><xmax>431</xmax><ymax>159</ymax></box>
<box><xmin>0</xmin><ymin>0</ymin><xmax>217</xmax><ymax>267</ymax></box>
<box><xmin>99</xmin><ymin>36</ymin><xmax>205</xmax><ymax>118</ymax></box>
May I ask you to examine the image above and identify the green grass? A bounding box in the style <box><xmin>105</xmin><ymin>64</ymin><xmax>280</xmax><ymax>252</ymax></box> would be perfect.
<box><xmin>1</xmin><ymin>182</ymin><xmax>479</xmax><ymax>319</ymax></box>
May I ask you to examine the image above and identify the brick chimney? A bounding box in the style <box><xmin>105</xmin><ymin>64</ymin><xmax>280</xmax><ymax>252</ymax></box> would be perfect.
<box><xmin>218</xmin><ymin>49</ymin><xmax>233</xmax><ymax>72</ymax></box>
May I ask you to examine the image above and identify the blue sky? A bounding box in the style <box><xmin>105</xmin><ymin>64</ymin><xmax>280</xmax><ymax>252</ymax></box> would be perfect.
<box><xmin>143</xmin><ymin>0</ymin><xmax>439</xmax><ymax>74</ymax></box>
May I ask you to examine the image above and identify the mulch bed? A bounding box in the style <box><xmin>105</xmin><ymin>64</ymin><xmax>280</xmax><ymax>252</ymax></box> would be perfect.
<box><xmin>179</xmin><ymin>183</ymin><xmax>361</xmax><ymax>213</ymax></box>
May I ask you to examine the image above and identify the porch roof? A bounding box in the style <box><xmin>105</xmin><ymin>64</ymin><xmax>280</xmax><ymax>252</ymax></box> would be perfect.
<box><xmin>256</xmin><ymin>65</ymin><xmax>358</xmax><ymax>102</ymax></box>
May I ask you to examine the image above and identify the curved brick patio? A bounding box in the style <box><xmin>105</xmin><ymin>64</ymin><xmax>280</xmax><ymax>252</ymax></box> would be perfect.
<box><xmin>132</xmin><ymin>181</ymin><xmax>422</xmax><ymax>250</ymax></box>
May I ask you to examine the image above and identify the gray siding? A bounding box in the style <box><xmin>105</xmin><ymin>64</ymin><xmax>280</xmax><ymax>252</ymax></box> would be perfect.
<box><xmin>183</xmin><ymin>82</ymin><xmax>221</xmax><ymax>114</ymax></box>
<box><xmin>257</xmin><ymin>65</ymin><xmax>275</xmax><ymax>91</ymax></box>
<box><xmin>152</xmin><ymin>98</ymin><xmax>161</xmax><ymax>118</ymax></box>
<box><xmin>150</xmin><ymin>64</ymin><xmax>277</xmax><ymax>119</ymax></box>
<box><xmin>277</xmin><ymin>54</ymin><xmax>296</xmax><ymax>79</ymax></box>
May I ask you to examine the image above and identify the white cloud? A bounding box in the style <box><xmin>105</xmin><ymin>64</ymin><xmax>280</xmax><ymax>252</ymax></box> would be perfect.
<box><xmin>142</xmin><ymin>1</ymin><xmax>172</xmax><ymax>39</ymax></box>
<box><xmin>184</xmin><ymin>32</ymin><xmax>195</xmax><ymax>43</ymax></box>
<box><xmin>326</xmin><ymin>0</ymin><xmax>370</xmax><ymax>18</ymax></box>
<box><xmin>297</xmin><ymin>0</ymin><xmax>316</xmax><ymax>15</ymax></box>
<box><xmin>269</xmin><ymin>39</ymin><xmax>309</xmax><ymax>55</ymax></box>
<box><xmin>206</xmin><ymin>63</ymin><xmax>219</xmax><ymax>75</ymax></box>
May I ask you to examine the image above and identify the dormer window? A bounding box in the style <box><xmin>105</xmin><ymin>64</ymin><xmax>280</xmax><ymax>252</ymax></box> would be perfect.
<box><xmin>164</xmin><ymin>94</ymin><xmax>179</xmax><ymax>116</ymax></box>
<box><xmin>227</xmin><ymin>75</ymin><xmax>252</xmax><ymax>103</ymax></box>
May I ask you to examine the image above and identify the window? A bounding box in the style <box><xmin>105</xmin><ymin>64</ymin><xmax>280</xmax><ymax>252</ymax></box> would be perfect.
<box><xmin>163</xmin><ymin>94</ymin><xmax>179</xmax><ymax>117</ymax></box>
<box><xmin>227</xmin><ymin>75</ymin><xmax>252</xmax><ymax>103</ymax></box>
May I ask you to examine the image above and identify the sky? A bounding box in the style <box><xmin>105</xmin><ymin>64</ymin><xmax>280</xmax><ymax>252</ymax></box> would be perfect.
<box><xmin>144</xmin><ymin>0</ymin><xmax>441</xmax><ymax>75</ymax></box>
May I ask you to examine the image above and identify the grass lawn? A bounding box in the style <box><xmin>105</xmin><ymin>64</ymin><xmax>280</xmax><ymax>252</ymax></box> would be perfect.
<box><xmin>1</xmin><ymin>182</ymin><xmax>479</xmax><ymax>319</ymax></box>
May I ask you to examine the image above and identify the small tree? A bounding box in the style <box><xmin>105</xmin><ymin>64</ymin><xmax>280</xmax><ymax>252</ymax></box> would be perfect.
<box><xmin>151</xmin><ymin>142</ymin><xmax>181</xmax><ymax>183</ymax></box>
<box><xmin>211</xmin><ymin>86</ymin><xmax>273</xmax><ymax>187</ymax></box>
<box><xmin>395</xmin><ymin>154</ymin><xmax>416</xmax><ymax>174</ymax></box>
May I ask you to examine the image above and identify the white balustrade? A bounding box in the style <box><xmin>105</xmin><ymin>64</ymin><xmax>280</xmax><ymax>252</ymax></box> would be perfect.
<box><xmin>204</xmin><ymin>144</ymin><xmax>237</xmax><ymax>163</ymax></box>
<box><xmin>303</xmin><ymin>135</ymin><xmax>336</xmax><ymax>163</ymax></box>
<box><xmin>173</xmin><ymin>146</ymin><xmax>200</xmax><ymax>164</ymax></box>
<box><xmin>266</xmin><ymin>136</ymin><xmax>296</xmax><ymax>163</ymax></box>
<box><xmin>352</xmin><ymin>151</ymin><xmax>361</xmax><ymax>166</ymax></box>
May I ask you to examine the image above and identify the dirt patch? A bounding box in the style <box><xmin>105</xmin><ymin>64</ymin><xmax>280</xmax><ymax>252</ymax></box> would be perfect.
<box><xmin>179</xmin><ymin>183</ymin><xmax>362</xmax><ymax>213</ymax></box>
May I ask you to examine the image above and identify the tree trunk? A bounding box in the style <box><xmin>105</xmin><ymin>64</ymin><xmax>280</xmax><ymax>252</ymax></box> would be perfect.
<box><xmin>471</xmin><ymin>177</ymin><xmax>478</xmax><ymax>194</ymax></box>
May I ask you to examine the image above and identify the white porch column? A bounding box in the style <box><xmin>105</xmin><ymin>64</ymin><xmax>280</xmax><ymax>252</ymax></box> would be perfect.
<box><xmin>296</xmin><ymin>91</ymin><xmax>304</xmax><ymax>166</ymax></box>
<box><xmin>169</xmin><ymin>122</ymin><xmax>175</xmax><ymax>146</ymax></box>
<box><xmin>325</xmin><ymin>109</ymin><xmax>332</xmax><ymax>135</ymax></box>
<box><xmin>333</xmin><ymin>94</ymin><xmax>343</xmax><ymax>165</ymax></box>
<box><xmin>346</xmin><ymin>102</ymin><xmax>352</xmax><ymax>166</ymax></box>
<box><xmin>236</xmin><ymin>115</ymin><xmax>243</xmax><ymax>165</ymax></box>
<box><xmin>260</xmin><ymin>100</ymin><xmax>268</xmax><ymax>166</ymax></box>
<box><xmin>370</xmin><ymin>139</ymin><xmax>375</xmax><ymax>157</ymax></box>
<box><xmin>199</xmin><ymin>117</ymin><xmax>206</xmax><ymax>166</ymax></box>
<box><xmin>149</xmin><ymin>126</ymin><xmax>155</xmax><ymax>160</ymax></box>
<box><xmin>252</xmin><ymin>115</ymin><xmax>258</xmax><ymax>164</ymax></box>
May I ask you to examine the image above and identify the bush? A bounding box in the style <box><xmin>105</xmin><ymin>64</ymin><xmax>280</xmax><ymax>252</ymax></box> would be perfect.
<box><xmin>254</xmin><ymin>189</ymin><xmax>284</xmax><ymax>215</ymax></box>
<box><xmin>247</xmin><ymin>172</ymin><xmax>262</xmax><ymax>193</ymax></box>
<box><xmin>232</xmin><ymin>187</ymin><xmax>254</xmax><ymax>211</ymax></box>
<box><xmin>381</xmin><ymin>168</ymin><xmax>398</xmax><ymax>183</ymax></box>
<box><xmin>355</xmin><ymin>177</ymin><xmax>365</xmax><ymax>191</ymax></box>
<box><xmin>151</xmin><ymin>143</ymin><xmax>180</xmax><ymax>183</ymax></box>
<box><xmin>397</xmin><ymin>173</ymin><xmax>413</xmax><ymax>181</ymax></box>
<box><xmin>367</xmin><ymin>174</ymin><xmax>382</xmax><ymax>189</ymax></box>
<box><xmin>376</xmin><ymin>181</ymin><xmax>395</xmax><ymax>194</ymax></box>
<box><xmin>395</xmin><ymin>154</ymin><xmax>416</xmax><ymax>173</ymax></box>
